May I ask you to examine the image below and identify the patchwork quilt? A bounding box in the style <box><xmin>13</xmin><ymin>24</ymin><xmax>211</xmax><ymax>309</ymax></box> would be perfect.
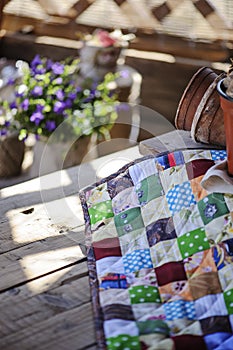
<box><xmin>79</xmin><ymin>149</ymin><xmax>233</xmax><ymax>350</ymax></box>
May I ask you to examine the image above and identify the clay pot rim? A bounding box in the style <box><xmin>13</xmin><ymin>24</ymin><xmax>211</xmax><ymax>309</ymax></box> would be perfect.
<box><xmin>217</xmin><ymin>78</ymin><xmax>233</xmax><ymax>102</ymax></box>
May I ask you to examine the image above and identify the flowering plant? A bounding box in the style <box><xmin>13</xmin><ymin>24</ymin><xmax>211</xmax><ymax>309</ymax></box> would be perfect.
<box><xmin>0</xmin><ymin>54</ymin><xmax>120</xmax><ymax>141</ymax></box>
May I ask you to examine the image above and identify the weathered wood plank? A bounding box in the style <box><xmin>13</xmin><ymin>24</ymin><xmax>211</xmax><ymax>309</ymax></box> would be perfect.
<box><xmin>0</xmin><ymin>301</ymin><xmax>96</xmax><ymax>350</ymax></box>
<box><xmin>139</xmin><ymin>130</ymin><xmax>224</xmax><ymax>156</ymax></box>
<box><xmin>0</xmin><ymin>229</ymin><xmax>87</xmax><ymax>291</ymax></box>
<box><xmin>0</xmin><ymin>266</ymin><xmax>90</xmax><ymax>337</ymax></box>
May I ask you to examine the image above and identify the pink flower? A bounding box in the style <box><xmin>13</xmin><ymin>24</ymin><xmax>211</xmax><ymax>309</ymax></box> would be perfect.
<box><xmin>97</xmin><ymin>30</ymin><xmax>116</xmax><ymax>47</ymax></box>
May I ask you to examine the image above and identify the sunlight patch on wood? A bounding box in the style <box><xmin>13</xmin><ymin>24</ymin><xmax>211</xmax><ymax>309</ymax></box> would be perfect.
<box><xmin>20</xmin><ymin>246</ymin><xmax>84</xmax><ymax>284</ymax></box>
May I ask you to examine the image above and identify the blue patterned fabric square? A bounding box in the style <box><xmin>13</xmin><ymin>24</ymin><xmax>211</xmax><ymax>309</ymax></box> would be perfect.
<box><xmin>166</xmin><ymin>181</ymin><xmax>196</xmax><ymax>215</ymax></box>
<box><xmin>164</xmin><ymin>300</ymin><xmax>196</xmax><ymax>321</ymax></box>
<box><xmin>210</xmin><ymin>150</ymin><xmax>227</xmax><ymax>161</ymax></box>
<box><xmin>122</xmin><ymin>249</ymin><xmax>153</xmax><ymax>273</ymax></box>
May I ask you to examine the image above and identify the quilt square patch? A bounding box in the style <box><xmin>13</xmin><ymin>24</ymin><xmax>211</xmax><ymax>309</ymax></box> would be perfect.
<box><xmin>155</xmin><ymin>261</ymin><xmax>187</xmax><ymax>286</ymax></box>
<box><xmin>223</xmin><ymin>289</ymin><xmax>233</xmax><ymax>314</ymax></box>
<box><xmin>123</xmin><ymin>249</ymin><xmax>153</xmax><ymax>273</ymax></box>
<box><xmin>210</xmin><ymin>150</ymin><xmax>227</xmax><ymax>161</ymax></box>
<box><xmin>197</xmin><ymin>193</ymin><xmax>229</xmax><ymax>225</ymax></box>
<box><xmin>159</xmin><ymin>164</ymin><xmax>188</xmax><ymax>193</ymax></box>
<box><xmin>195</xmin><ymin>294</ymin><xmax>227</xmax><ymax>320</ymax></box>
<box><xmin>114</xmin><ymin>207</ymin><xmax>145</xmax><ymax>237</ymax></box>
<box><xmin>163</xmin><ymin>300</ymin><xmax>196</xmax><ymax>321</ymax></box>
<box><xmin>172</xmin><ymin>334</ymin><xmax>207</xmax><ymax>350</ymax></box>
<box><xmin>189</xmin><ymin>272</ymin><xmax>222</xmax><ymax>300</ymax></box>
<box><xmin>190</xmin><ymin>176</ymin><xmax>208</xmax><ymax>202</ymax></box>
<box><xmin>137</xmin><ymin>319</ymin><xmax>170</xmax><ymax>336</ymax></box>
<box><xmin>88</xmin><ymin>199</ymin><xmax>113</xmax><ymax>225</ymax></box>
<box><xmin>159</xmin><ymin>280</ymin><xmax>192</xmax><ymax>302</ymax></box>
<box><xmin>93</xmin><ymin>237</ymin><xmax>122</xmax><ymax>260</ymax></box>
<box><xmin>186</xmin><ymin>159</ymin><xmax>215</xmax><ymax>180</ymax></box>
<box><xmin>146</xmin><ymin>217</ymin><xmax>176</xmax><ymax>247</ymax></box>
<box><xmin>166</xmin><ymin>181</ymin><xmax>196</xmax><ymax>215</ymax></box>
<box><xmin>106</xmin><ymin>334</ymin><xmax>141</xmax><ymax>350</ymax></box>
<box><xmin>99</xmin><ymin>273</ymin><xmax>128</xmax><ymax>290</ymax></box>
<box><xmin>129</xmin><ymin>285</ymin><xmax>161</xmax><ymax>304</ymax></box>
<box><xmin>119</xmin><ymin>230</ymin><xmax>149</xmax><ymax>256</ymax></box>
<box><xmin>135</xmin><ymin>174</ymin><xmax>164</xmax><ymax>205</ymax></box>
<box><xmin>141</xmin><ymin>197</ymin><xmax>170</xmax><ymax>227</ymax></box>
<box><xmin>177</xmin><ymin>227</ymin><xmax>210</xmax><ymax>259</ymax></box>
<box><xmin>129</xmin><ymin>158</ymin><xmax>158</xmax><ymax>184</ymax></box>
<box><xmin>107</xmin><ymin>171</ymin><xmax>134</xmax><ymax>198</ymax></box>
<box><xmin>102</xmin><ymin>304</ymin><xmax>135</xmax><ymax>321</ymax></box>
<box><xmin>204</xmin><ymin>332</ymin><xmax>233</xmax><ymax>350</ymax></box>
<box><xmin>200</xmin><ymin>316</ymin><xmax>231</xmax><ymax>335</ymax></box>
<box><xmin>150</xmin><ymin>239</ymin><xmax>182</xmax><ymax>267</ymax></box>
<box><xmin>184</xmin><ymin>249</ymin><xmax>217</xmax><ymax>279</ymax></box>
<box><xmin>112</xmin><ymin>187</ymin><xmax>139</xmax><ymax>215</ymax></box>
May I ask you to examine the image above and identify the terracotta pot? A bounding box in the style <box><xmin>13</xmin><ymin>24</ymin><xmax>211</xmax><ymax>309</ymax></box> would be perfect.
<box><xmin>175</xmin><ymin>67</ymin><xmax>218</xmax><ymax>130</ymax></box>
<box><xmin>217</xmin><ymin>79</ymin><xmax>233</xmax><ymax>176</ymax></box>
<box><xmin>191</xmin><ymin>72</ymin><xmax>226</xmax><ymax>146</ymax></box>
<box><xmin>0</xmin><ymin>134</ymin><xmax>25</xmax><ymax>177</ymax></box>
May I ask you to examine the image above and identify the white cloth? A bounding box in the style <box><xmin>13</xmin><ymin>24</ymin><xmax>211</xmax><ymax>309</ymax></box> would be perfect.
<box><xmin>201</xmin><ymin>160</ymin><xmax>233</xmax><ymax>194</ymax></box>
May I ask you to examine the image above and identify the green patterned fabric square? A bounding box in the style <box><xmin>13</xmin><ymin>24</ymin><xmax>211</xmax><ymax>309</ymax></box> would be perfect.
<box><xmin>129</xmin><ymin>285</ymin><xmax>161</xmax><ymax>304</ymax></box>
<box><xmin>114</xmin><ymin>207</ymin><xmax>145</xmax><ymax>236</ymax></box>
<box><xmin>223</xmin><ymin>288</ymin><xmax>233</xmax><ymax>314</ymax></box>
<box><xmin>88</xmin><ymin>200</ymin><xmax>113</xmax><ymax>225</ymax></box>
<box><xmin>106</xmin><ymin>335</ymin><xmax>140</xmax><ymax>350</ymax></box>
<box><xmin>177</xmin><ymin>227</ymin><xmax>210</xmax><ymax>259</ymax></box>
<box><xmin>136</xmin><ymin>174</ymin><xmax>164</xmax><ymax>204</ymax></box>
<box><xmin>137</xmin><ymin>320</ymin><xmax>170</xmax><ymax>336</ymax></box>
<box><xmin>197</xmin><ymin>193</ymin><xmax>229</xmax><ymax>225</ymax></box>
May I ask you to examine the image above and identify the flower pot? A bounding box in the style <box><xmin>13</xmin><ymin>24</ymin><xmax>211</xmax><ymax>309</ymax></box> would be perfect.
<box><xmin>191</xmin><ymin>72</ymin><xmax>226</xmax><ymax>146</ymax></box>
<box><xmin>175</xmin><ymin>67</ymin><xmax>219</xmax><ymax>130</ymax></box>
<box><xmin>217</xmin><ymin>79</ymin><xmax>233</xmax><ymax>176</ymax></box>
<box><xmin>0</xmin><ymin>134</ymin><xmax>25</xmax><ymax>177</ymax></box>
<box><xmin>38</xmin><ymin>133</ymin><xmax>98</xmax><ymax>176</ymax></box>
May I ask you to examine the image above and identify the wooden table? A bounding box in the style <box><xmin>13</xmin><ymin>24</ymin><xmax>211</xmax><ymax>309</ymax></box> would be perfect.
<box><xmin>0</xmin><ymin>146</ymin><xmax>141</xmax><ymax>350</ymax></box>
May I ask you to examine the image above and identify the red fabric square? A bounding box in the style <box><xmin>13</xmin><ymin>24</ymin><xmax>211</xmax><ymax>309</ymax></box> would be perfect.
<box><xmin>172</xmin><ymin>335</ymin><xmax>207</xmax><ymax>350</ymax></box>
<box><xmin>155</xmin><ymin>261</ymin><xmax>187</xmax><ymax>286</ymax></box>
<box><xmin>93</xmin><ymin>237</ymin><xmax>122</xmax><ymax>260</ymax></box>
<box><xmin>168</xmin><ymin>153</ymin><xmax>176</xmax><ymax>167</ymax></box>
<box><xmin>186</xmin><ymin>159</ymin><xmax>215</xmax><ymax>180</ymax></box>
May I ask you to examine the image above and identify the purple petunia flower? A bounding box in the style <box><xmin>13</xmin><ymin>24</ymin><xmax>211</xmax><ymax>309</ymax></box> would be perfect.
<box><xmin>51</xmin><ymin>62</ymin><xmax>64</xmax><ymax>75</ymax></box>
<box><xmin>32</xmin><ymin>86</ymin><xmax>43</xmax><ymax>97</ymax></box>
<box><xmin>21</xmin><ymin>98</ymin><xmax>29</xmax><ymax>111</ymax></box>
<box><xmin>55</xmin><ymin>89</ymin><xmax>65</xmax><ymax>100</ymax></box>
<box><xmin>45</xmin><ymin>120</ymin><xmax>56</xmax><ymax>131</ymax></box>
<box><xmin>7</xmin><ymin>78</ymin><xmax>15</xmax><ymax>86</ymax></box>
<box><xmin>54</xmin><ymin>77</ymin><xmax>63</xmax><ymax>85</ymax></box>
<box><xmin>46</xmin><ymin>59</ymin><xmax>53</xmax><ymax>70</ymax></box>
<box><xmin>0</xmin><ymin>129</ymin><xmax>7</xmax><ymax>136</ymax></box>
<box><xmin>4</xmin><ymin>121</ymin><xmax>10</xmax><ymax>127</ymax></box>
<box><xmin>53</xmin><ymin>101</ymin><xmax>66</xmax><ymax>113</ymax></box>
<box><xmin>10</xmin><ymin>101</ymin><xmax>17</xmax><ymax>109</ymax></box>
<box><xmin>68</xmin><ymin>91</ymin><xmax>76</xmax><ymax>100</ymax></box>
<box><xmin>115</xmin><ymin>103</ymin><xmax>130</xmax><ymax>112</ymax></box>
<box><xmin>36</xmin><ymin>104</ymin><xmax>44</xmax><ymax>112</ymax></box>
<box><xmin>65</xmin><ymin>99</ymin><xmax>72</xmax><ymax>108</ymax></box>
<box><xmin>31</xmin><ymin>55</ymin><xmax>42</xmax><ymax>68</ymax></box>
<box><xmin>30</xmin><ymin>111</ymin><xmax>44</xmax><ymax>125</ymax></box>
<box><xmin>15</xmin><ymin>90</ymin><xmax>25</xmax><ymax>98</ymax></box>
